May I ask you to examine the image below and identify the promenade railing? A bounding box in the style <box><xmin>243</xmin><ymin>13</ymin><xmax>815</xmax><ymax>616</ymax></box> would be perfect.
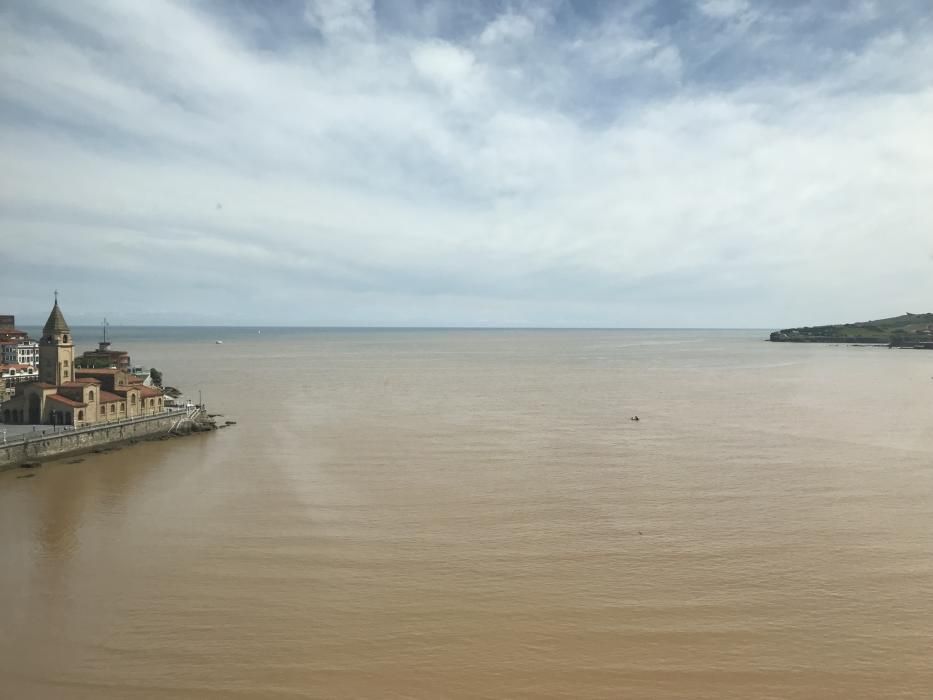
<box><xmin>0</xmin><ymin>407</ymin><xmax>190</xmax><ymax>447</ymax></box>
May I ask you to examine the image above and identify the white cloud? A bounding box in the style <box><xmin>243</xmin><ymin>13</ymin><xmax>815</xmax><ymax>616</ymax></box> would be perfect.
<box><xmin>0</xmin><ymin>0</ymin><xmax>931</xmax><ymax>326</ymax></box>
<box><xmin>479</xmin><ymin>12</ymin><xmax>535</xmax><ymax>45</ymax></box>
<box><xmin>569</xmin><ymin>21</ymin><xmax>682</xmax><ymax>82</ymax></box>
<box><xmin>698</xmin><ymin>0</ymin><xmax>750</xmax><ymax>19</ymax></box>
<box><xmin>644</xmin><ymin>44</ymin><xmax>683</xmax><ymax>81</ymax></box>
<box><xmin>304</xmin><ymin>0</ymin><xmax>374</xmax><ymax>39</ymax></box>
<box><xmin>410</xmin><ymin>40</ymin><xmax>479</xmax><ymax>98</ymax></box>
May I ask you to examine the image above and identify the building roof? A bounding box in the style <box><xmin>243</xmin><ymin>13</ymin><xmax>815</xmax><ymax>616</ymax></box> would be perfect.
<box><xmin>140</xmin><ymin>386</ymin><xmax>163</xmax><ymax>398</ymax></box>
<box><xmin>0</xmin><ymin>364</ymin><xmax>35</xmax><ymax>371</ymax></box>
<box><xmin>75</xmin><ymin>368</ymin><xmax>120</xmax><ymax>375</ymax></box>
<box><xmin>0</xmin><ymin>330</ymin><xmax>28</xmax><ymax>341</ymax></box>
<box><xmin>76</xmin><ymin>378</ymin><xmax>102</xmax><ymax>384</ymax></box>
<box><xmin>47</xmin><ymin>394</ymin><xmax>87</xmax><ymax>408</ymax></box>
<box><xmin>83</xmin><ymin>349</ymin><xmax>129</xmax><ymax>357</ymax></box>
<box><xmin>43</xmin><ymin>301</ymin><xmax>71</xmax><ymax>334</ymax></box>
<box><xmin>99</xmin><ymin>391</ymin><xmax>124</xmax><ymax>404</ymax></box>
<box><xmin>59</xmin><ymin>381</ymin><xmax>92</xmax><ymax>388</ymax></box>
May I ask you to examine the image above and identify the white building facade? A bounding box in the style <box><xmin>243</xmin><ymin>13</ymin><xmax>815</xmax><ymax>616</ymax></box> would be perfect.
<box><xmin>1</xmin><ymin>364</ymin><xmax>39</xmax><ymax>388</ymax></box>
<box><xmin>1</xmin><ymin>340</ymin><xmax>39</xmax><ymax>366</ymax></box>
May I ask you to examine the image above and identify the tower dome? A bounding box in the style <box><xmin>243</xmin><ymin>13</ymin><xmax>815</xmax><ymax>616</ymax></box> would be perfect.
<box><xmin>38</xmin><ymin>292</ymin><xmax>75</xmax><ymax>385</ymax></box>
<box><xmin>43</xmin><ymin>299</ymin><xmax>71</xmax><ymax>335</ymax></box>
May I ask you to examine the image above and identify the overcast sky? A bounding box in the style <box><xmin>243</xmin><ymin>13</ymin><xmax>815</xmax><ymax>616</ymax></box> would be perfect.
<box><xmin>1</xmin><ymin>0</ymin><xmax>931</xmax><ymax>327</ymax></box>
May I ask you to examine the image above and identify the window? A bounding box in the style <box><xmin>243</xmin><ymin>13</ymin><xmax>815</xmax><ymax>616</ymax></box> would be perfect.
<box><xmin>63</xmin><ymin>335</ymin><xmax>69</xmax><ymax>343</ymax></box>
<box><xmin>100</xmin><ymin>405</ymin><xmax>105</xmax><ymax>416</ymax></box>
<box><xmin>77</xmin><ymin>410</ymin><xmax>84</xmax><ymax>421</ymax></box>
<box><xmin>150</xmin><ymin>399</ymin><xmax>154</xmax><ymax>407</ymax></box>
<box><xmin>131</xmin><ymin>394</ymin><xmax>136</xmax><ymax>404</ymax></box>
<box><xmin>64</xmin><ymin>360</ymin><xmax>69</xmax><ymax>367</ymax></box>
<box><xmin>110</xmin><ymin>404</ymin><xmax>115</xmax><ymax>414</ymax></box>
<box><xmin>89</xmin><ymin>390</ymin><xmax>95</xmax><ymax>401</ymax></box>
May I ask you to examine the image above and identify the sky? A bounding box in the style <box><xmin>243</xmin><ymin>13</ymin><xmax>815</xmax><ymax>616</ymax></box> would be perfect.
<box><xmin>1</xmin><ymin>0</ymin><xmax>931</xmax><ymax>327</ymax></box>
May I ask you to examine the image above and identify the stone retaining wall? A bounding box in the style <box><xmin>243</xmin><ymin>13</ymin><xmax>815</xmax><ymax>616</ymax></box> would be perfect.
<box><xmin>1</xmin><ymin>412</ymin><xmax>184</xmax><ymax>470</ymax></box>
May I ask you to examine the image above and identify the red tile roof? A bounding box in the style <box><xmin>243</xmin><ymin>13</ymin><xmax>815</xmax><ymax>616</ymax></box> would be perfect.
<box><xmin>140</xmin><ymin>387</ymin><xmax>163</xmax><ymax>398</ymax></box>
<box><xmin>76</xmin><ymin>378</ymin><xmax>102</xmax><ymax>384</ymax></box>
<box><xmin>112</xmin><ymin>388</ymin><xmax>141</xmax><ymax>397</ymax></box>
<box><xmin>99</xmin><ymin>391</ymin><xmax>124</xmax><ymax>404</ymax></box>
<box><xmin>75</xmin><ymin>368</ymin><xmax>119</xmax><ymax>375</ymax></box>
<box><xmin>59</xmin><ymin>381</ymin><xmax>91</xmax><ymax>388</ymax></box>
<box><xmin>48</xmin><ymin>394</ymin><xmax>87</xmax><ymax>408</ymax></box>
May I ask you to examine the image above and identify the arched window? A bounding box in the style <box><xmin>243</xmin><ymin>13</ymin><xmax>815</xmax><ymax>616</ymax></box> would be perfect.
<box><xmin>110</xmin><ymin>404</ymin><xmax>115</xmax><ymax>414</ymax></box>
<box><xmin>150</xmin><ymin>399</ymin><xmax>154</xmax><ymax>407</ymax></box>
<box><xmin>131</xmin><ymin>394</ymin><xmax>136</xmax><ymax>404</ymax></box>
<box><xmin>3</xmin><ymin>409</ymin><xmax>9</xmax><ymax>422</ymax></box>
<box><xmin>77</xmin><ymin>410</ymin><xmax>84</xmax><ymax>421</ymax></box>
<box><xmin>63</xmin><ymin>335</ymin><xmax>69</xmax><ymax>343</ymax></box>
<box><xmin>100</xmin><ymin>405</ymin><xmax>105</xmax><ymax>416</ymax></box>
<box><xmin>89</xmin><ymin>390</ymin><xmax>95</xmax><ymax>401</ymax></box>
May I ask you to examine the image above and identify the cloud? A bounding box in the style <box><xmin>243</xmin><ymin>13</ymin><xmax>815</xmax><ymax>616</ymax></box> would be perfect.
<box><xmin>698</xmin><ymin>0</ymin><xmax>749</xmax><ymax>19</ymax></box>
<box><xmin>0</xmin><ymin>0</ymin><xmax>932</xmax><ymax>327</ymax></box>
<box><xmin>479</xmin><ymin>12</ymin><xmax>535</xmax><ymax>44</ymax></box>
<box><xmin>410</xmin><ymin>40</ymin><xmax>476</xmax><ymax>88</ymax></box>
<box><xmin>304</xmin><ymin>0</ymin><xmax>375</xmax><ymax>39</ymax></box>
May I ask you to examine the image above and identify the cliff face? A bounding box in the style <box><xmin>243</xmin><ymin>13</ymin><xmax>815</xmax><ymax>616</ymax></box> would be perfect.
<box><xmin>770</xmin><ymin>312</ymin><xmax>933</xmax><ymax>346</ymax></box>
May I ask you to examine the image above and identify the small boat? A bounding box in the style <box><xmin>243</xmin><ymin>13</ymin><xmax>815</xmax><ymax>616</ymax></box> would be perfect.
<box><xmin>215</xmin><ymin>340</ymin><xmax>223</xmax><ymax>344</ymax></box>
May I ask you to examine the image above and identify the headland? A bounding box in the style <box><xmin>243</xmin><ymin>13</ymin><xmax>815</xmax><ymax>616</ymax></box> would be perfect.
<box><xmin>769</xmin><ymin>312</ymin><xmax>933</xmax><ymax>348</ymax></box>
<box><xmin>1</xmin><ymin>296</ymin><xmax>221</xmax><ymax>470</ymax></box>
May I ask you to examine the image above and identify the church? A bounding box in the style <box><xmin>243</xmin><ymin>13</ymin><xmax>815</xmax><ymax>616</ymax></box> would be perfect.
<box><xmin>0</xmin><ymin>298</ymin><xmax>166</xmax><ymax>427</ymax></box>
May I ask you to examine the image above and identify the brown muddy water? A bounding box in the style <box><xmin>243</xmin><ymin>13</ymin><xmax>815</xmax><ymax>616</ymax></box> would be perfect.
<box><xmin>1</xmin><ymin>329</ymin><xmax>931</xmax><ymax>699</ymax></box>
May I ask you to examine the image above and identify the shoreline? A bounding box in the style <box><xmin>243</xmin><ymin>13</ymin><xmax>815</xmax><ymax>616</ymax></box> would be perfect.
<box><xmin>0</xmin><ymin>408</ymin><xmax>220</xmax><ymax>471</ymax></box>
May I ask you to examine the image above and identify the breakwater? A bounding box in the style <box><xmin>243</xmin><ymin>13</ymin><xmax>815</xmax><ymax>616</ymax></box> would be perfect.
<box><xmin>0</xmin><ymin>408</ymin><xmax>216</xmax><ymax>470</ymax></box>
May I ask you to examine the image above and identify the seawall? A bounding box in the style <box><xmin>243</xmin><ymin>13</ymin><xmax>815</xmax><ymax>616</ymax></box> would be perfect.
<box><xmin>1</xmin><ymin>410</ymin><xmax>214</xmax><ymax>471</ymax></box>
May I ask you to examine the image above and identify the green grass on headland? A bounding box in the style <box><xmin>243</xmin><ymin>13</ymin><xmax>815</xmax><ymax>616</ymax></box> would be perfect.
<box><xmin>770</xmin><ymin>312</ymin><xmax>933</xmax><ymax>346</ymax></box>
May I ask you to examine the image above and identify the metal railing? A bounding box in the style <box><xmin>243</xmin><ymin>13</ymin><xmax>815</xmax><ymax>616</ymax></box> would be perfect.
<box><xmin>0</xmin><ymin>407</ymin><xmax>189</xmax><ymax>447</ymax></box>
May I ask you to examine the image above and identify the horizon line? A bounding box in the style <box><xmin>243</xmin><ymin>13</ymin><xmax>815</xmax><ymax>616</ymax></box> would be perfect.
<box><xmin>14</xmin><ymin>323</ymin><xmax>775</xmax><ymax>331</ymax></box>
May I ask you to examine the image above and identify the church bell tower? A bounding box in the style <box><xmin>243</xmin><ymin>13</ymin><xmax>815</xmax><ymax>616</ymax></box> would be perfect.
<box><xmin>38</xmin><ymin>292</ymin><xmax>75</xmax><ymax>386</ymax></box>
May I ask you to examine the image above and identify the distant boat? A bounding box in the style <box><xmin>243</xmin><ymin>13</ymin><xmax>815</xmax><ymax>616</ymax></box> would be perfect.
<box><xmin>215</xmin><ymin>340</ymin><xmax>223</xmax><ymax>344</ymax></box>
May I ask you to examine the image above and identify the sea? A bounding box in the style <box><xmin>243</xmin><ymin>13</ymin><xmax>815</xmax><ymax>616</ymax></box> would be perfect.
<box><xmin>1</xmin><ymin>328</ymin><xmax>931</xmax><ymax>699</ymax></box>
